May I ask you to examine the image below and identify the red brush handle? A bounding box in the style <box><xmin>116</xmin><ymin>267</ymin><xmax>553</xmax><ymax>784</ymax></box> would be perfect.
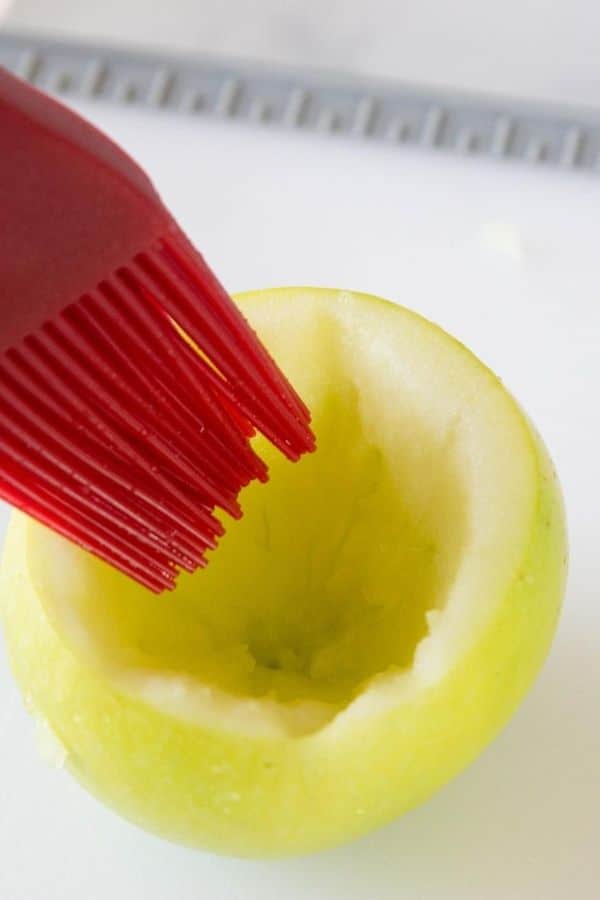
<box><xmin>0</xmin><ymin>67</ymin><xmax>173</xmax><ymax>351</ymax></box>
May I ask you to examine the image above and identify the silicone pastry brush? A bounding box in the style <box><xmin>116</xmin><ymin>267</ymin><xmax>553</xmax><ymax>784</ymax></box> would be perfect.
<box><xmin>0</xmin><ymin>67</ymin><xmax>314</xmax><ymax>592</ymax></box>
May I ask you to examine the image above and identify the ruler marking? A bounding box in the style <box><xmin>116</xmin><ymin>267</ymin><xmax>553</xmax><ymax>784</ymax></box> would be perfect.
<box><xmin>317</xmin><ymin>108</ymin><xmax>340</xmax><ymax>133</ymax></box>
<box><xmin>80</xmin><ymin>59</ymin><xmax>106</xmax><ymax>96</ymax></box>
<box><xmin>456</xmin><ymin>128</ymin><xmax>478</xmax><ymax>153</ymax></box>
<box><xmin>560</xmin><ymin>127</ymin><xmax>583</xmax><ymax>167</ymax></box>
<box><xmin>422</xmin><ymin>106</ymin><xmax>445</xmax><ymax>146</ymax></box>
<box><xmin>249</xmin><ymin>97</ymin><xmax>272</xmax><ymax>122</ymax></box>
<box><xmin>147</xmin><ymin>67</ymin><xmax>173</xmax><ymax>107</ymax></box>
<box><xmin>215</xmin><ymin>77</ymin><xmax>240</xmax><ymax>116</ymax></box>
<box><xmin>181</xmin><ymin>89</ymin><xmax>204</xmax><ymax>112</ymax></box>
<box><xmin>352</xmin><ymin>96</ymin><xmax>376</xmax><ymax>136</ymax></box>
<box><xmin>284</xmin><ymin>87</ymin><xmax>308</xmax><ymax>126</ymax></box>
<box><xmin>525</xmin><ymin>137</ymin><xmax>546</xmax><ymax>163</ymax></box>
<box><xmin>54</xmin><ymin>70</ymin><xmax>73</xmax><ymax>93</ymax></box>
<box><xmin>387</xmin><ymin>119</ymin><xmax>411</xmax><ymax>142</ymax></box>
<box><xmin>43</xmin><ymin>69</ymin><xmax>72</xmax><ymax>93</ymax></box>
<box><xmin>15</xmin><ymin>48</ymin><xmax>40</xmax><ymax>81</ymax></box>
<box><xmin>492</xmin><ymin>116</ymin><xmax>514</xmax><ymax>156</ymax></box>
<box><xmin>114</xmin><ymin>79</ymin><xmax>138</xmax><ymax>103</ymax></box>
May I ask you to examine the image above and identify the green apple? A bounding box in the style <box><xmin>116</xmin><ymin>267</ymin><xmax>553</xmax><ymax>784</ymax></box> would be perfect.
<box><xmin>0</xmin><ymin>288</ymin><xmax>566</xmax><ymax>857</ymax></box>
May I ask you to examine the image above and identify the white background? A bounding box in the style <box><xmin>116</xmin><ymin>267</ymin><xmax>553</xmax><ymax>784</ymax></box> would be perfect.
<box><xmin>1</xmin><ymin>3</ymin><xmax>600</xmax><ymax>899</ymax></box>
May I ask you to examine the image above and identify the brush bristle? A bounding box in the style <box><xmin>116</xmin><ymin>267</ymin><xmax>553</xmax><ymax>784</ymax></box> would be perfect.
<box><xmin>0</xmin><ymin>236</ymin><xmax>314</xmax><ymax>592</ymax></box>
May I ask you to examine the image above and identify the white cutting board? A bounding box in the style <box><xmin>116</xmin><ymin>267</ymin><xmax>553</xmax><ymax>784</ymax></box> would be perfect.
<box><xmin>0</xmin><ymin>102</ymin><xmax>599</xmax><ymax>900</ymax></box>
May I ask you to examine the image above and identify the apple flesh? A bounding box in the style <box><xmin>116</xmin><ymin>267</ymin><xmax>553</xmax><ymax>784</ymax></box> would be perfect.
<box><xmin>0</xmin><ymin>288</ymin><xmax>566</xmax><ymax>856</ymax></box>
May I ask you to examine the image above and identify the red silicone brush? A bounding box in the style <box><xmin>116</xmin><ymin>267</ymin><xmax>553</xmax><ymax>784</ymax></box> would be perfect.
<box><xmin>0</xmin><ymin>67</ymin><xmax>314</xmax><ymax>592</ymax></box>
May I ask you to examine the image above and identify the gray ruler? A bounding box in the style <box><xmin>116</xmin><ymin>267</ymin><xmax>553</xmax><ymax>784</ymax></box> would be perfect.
<box><xmin>2</xmin><ymin>30</ymin><xmax>600</xmax><ymax>175</ymax></box>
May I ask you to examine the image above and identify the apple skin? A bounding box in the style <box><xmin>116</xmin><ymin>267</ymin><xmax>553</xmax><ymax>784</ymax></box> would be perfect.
<box><xmin>0</xmin><ymin>292</ymin><xmax>566</xmax><ymax>858</ymax></box>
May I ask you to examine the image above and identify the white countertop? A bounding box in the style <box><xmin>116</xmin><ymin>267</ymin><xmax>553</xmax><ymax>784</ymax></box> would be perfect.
<box><xmin>0</xmin><ymin>96</ymin><xmax>599</xmax><ymax>900</ymax></box>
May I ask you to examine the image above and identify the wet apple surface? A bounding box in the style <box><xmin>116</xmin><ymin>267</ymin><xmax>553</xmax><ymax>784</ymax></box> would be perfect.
<box><xmin>0</xmin><ymin>288</ymin><xmax>566</xmax><ymax>856</ymax></box>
